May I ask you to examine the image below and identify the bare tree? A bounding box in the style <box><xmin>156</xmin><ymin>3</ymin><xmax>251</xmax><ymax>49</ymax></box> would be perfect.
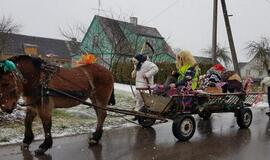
<box><xmin>59</xmin><ymin>23</ymin><xmax>86</xmax><ymax>42</ymax></box>
<box><xmin>203</xmin><ymin>44</ymin><xmax>232</xmax><ymax>67</ymax></box>
<box><xmin>59</xmin><ymin>16</ymin><xmax>136</xmax><ymax>70</ymax></box>
<box><xmin>59</xmin><ymin>15</ymin><xmax>171</xmax><ymax>71</ymax></box>
<box><xmin>246</xmin><ymin>36</ymin><xmax>270</xmax><ymax>71</ymax></box>
<box><xmin>0</xmin><ymin>16</ymin><xmax>21</xmax><ymax>57</ymax></box>
<box><xmin>59</xmin><ymin>20</ymin><xmax>119</xmax><ymax>68</ymax></box>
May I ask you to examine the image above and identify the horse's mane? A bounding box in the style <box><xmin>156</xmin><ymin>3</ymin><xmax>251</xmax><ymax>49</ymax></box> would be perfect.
<box><xmin>8</xmin><ymin>55</ymin><xmax>47</xmax><ymax>70</ymax></box>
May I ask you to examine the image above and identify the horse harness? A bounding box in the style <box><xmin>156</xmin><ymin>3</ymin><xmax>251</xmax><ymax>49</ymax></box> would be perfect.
<box><xmin>24</xmin><ymin>64</ymin><xmax>95</xmax><ymax>106</ymax></box>
<box><xmin>79</xmin><ymin>67</ymin><xmax>96</xmax><ymax>96</ymax></box>
<box><xmin>40</xmin><ymin>64</ymin><xmax>95</xmax><ymax>98</ymax></box>
<box><xmin>2</xmin><ymin>59</ymin><xmax>97</xmax><ymax>107</ymax></box>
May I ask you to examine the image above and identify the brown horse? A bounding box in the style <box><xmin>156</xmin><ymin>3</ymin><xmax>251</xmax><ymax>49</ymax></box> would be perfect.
<box><xmin>0</xmin><ymin>55</ymin><xmax>115</xmax><ymax>154</ymax></box>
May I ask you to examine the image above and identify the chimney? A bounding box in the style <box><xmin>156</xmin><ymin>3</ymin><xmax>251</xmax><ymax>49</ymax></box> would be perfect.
<box><xmin>71</xmin><ymin>37</ymin><xmax>77</xmax><ymax>42</ymax></box>
<box><xmin>130</xmin><ymin>17</ymin><xmax>138</xmax><ymax>25</ymax></box>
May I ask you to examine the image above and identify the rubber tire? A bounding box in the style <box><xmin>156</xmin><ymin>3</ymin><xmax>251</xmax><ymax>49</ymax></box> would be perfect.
<box><xmin>236</xmin><ymin>108</ymin><xmax>252</xmax><ymax>129</ymax></box>
<box><xmin>172</xmin><ymin>115</ymin><xmax>196</xmax><ymax>141</ymax></box>
<box><xmin>198</xmin><ymin>111</ymin><xmax>212</xmax><ymax>120</ymax></box>
<box><xmin>137</xmin><ymin>108</ymin><xmax>156</xmax><ymax>128</ymax></box>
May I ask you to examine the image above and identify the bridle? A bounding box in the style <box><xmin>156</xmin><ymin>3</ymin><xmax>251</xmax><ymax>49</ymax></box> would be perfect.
<box><xmin>0</xmin><ymin>58</ymin><xmax>59</xmax><ymax>107</ymax></box>
<box><xmin>0</xmin><ymin>69</ymin><xmax>25</xmax><ymax>99</ymax></box>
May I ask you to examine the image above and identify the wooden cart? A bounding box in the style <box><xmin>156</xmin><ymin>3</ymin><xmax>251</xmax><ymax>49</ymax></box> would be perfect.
<box><xmin>49</xmin><ymin>87</ymin><xmax>262</xmax><ymax>142</ymax></box>
<box><xmin>137</xmin><ymin>88</ymin><xmax>262</xmax><ymax>141</ymax></box>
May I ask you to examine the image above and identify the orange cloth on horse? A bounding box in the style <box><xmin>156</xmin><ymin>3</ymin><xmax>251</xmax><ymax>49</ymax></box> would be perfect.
<box><xmin>78</xmin><ymin>54</ymin><xmax>96</xmax><ymax>64</ymax></box>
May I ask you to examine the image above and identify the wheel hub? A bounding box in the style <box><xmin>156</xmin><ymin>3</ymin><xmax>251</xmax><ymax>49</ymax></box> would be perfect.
<box><xmin>181</xmin><ymin>119</ymin><xmax>193</xmax><ymax>136</ymax></box>
<box><xmin>243</xmin><ymin>112</ymin><xmax>251</xmax><ymax>125</ymax></box>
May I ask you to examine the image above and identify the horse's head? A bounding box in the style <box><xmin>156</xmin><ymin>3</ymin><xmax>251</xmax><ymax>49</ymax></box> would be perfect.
<box><xmin>0</xmin><ymin>60</ymin><xmax>22</xmax><ymax>113</ymax></box>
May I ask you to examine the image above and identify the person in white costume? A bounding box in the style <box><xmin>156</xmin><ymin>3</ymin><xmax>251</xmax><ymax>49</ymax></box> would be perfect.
<box><xmin>261</xmin><ymin>70</ymin><xmax>270</xmax><ymax>116</ymax></box>
<box><xmin>131</xmin><ymin>54</ymin><xmax>159</xmax><ymax>113</ymax></box>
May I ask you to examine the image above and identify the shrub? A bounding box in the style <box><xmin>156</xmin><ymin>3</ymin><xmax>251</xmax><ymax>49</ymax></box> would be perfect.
<box><xmin>112</xmin><ymin>61</ymin><xmax>212</xmax><ymax>85</ymax></box>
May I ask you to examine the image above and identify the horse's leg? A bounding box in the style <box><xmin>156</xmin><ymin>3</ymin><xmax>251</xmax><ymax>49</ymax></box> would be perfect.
<box><xmin>89</xmin><ymin>100</ymin><xmax>107</xmax><ymax>145</ymax></box>
<box><xmin>35</xmin><ymin>101</ymin><xmax>53</xmax><ymax>155</ymax></box>
<box><xmin>21</xmin><ymin>107</ymin><xmax>37</xmax><ymax>150</ymax></box>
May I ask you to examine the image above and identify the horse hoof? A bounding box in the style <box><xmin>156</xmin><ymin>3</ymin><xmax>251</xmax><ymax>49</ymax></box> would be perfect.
<box><xmin>88</xmin><ymin>139</ymin><xmax>98</xmax><ymax>146</ymax></box>
<box><xmin>21</xmin><ymin>143</ymin><xmax>30</xmax><ymax>150</ymax></box>
<box><xmin>34</xmin><ymin>148</ymin><xmax>46</xmax><ymax>155</ymax></box>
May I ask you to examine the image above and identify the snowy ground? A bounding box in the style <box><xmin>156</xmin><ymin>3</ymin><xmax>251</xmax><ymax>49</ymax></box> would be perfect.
<box><xmin>0</xmin><ymin>83</ymin><xmax>269</xmax><ymax>145</ymax></box>
<box><xmin>0</xmin><ymin>83</ymin><xmax>136</xmax><ymax>145</ymax></box>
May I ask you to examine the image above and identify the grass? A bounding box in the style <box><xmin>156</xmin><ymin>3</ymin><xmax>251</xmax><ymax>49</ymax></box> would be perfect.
<box><xmin>0</xmin><ymin>137</ymin><xmax>9</xmax><ymax>143</ymax></box>
<box><xmin>52</xmin><ymin>109</ymin><xmax>72</xmax><ymax>118</ymax></box>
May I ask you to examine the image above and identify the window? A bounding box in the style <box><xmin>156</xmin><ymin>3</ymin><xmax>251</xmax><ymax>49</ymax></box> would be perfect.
<box><xmin>246</xmin><ymin>69</ymin><xmax>250</xmax><ymax>76</ymax></box>
<box><xmin>92</xmin><ymin>35</ymin><xmax>99</xmax><ymax>48</ymax></box>
<box><xmin>259</xmin><ymin>70</ymin><xmax>263</xmax><ymax>76</ymax></box>
<box><xmin>23</xmin><ymin>43</ymin><xmax>38</xmax><ymax>56</ymax></box>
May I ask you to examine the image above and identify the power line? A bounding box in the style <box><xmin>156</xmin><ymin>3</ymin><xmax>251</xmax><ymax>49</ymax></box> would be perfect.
<box><xmin>144</xmin><ymin>0</ymin><xmax>181</xmax><ymax>24</ymax></box>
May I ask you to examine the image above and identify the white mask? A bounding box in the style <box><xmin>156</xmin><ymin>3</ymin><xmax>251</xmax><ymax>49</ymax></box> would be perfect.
<box><xmin>132</xmin><ymin>58</ymin><xmax>138</xmax><ymax>65</ymax></box>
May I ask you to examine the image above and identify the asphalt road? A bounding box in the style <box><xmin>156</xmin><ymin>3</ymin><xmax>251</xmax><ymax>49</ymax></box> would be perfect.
<box><xmin>1</xmin><ymin>108</ymin><xmax>270</xmax><ymax>160</ymax></box>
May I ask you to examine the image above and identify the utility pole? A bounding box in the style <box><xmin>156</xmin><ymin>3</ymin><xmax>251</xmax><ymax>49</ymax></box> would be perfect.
<box><xmin>212</xmin><ymin>0</ymin><xmax>218</xmax><ymax>64</ymax></box>
<box><xmin>220</xmin><ymin>0</ymin><xmax>241</xmax><ymax>76</ymax></box>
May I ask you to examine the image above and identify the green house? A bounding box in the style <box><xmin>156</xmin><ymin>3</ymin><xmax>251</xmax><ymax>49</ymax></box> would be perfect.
<box><xmin>80</xmin><ymin>15</ymin><xmax>175</xmax><ymax>67</ymax></box>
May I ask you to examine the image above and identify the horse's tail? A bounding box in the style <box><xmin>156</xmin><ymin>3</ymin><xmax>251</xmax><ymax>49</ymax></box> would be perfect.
<box><xmin>108</xmin><ymin>88</ymin><xmax>116</xmax><ymax>105</ymax></box>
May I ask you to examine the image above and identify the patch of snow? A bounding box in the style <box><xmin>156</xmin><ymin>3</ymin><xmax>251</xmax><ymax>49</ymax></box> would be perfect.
<box><xmin>114</xmin><ymin>83</ymin><xmax>134</xmax><ymax>93</ymax></box>
<box><xmin>253</xmin><ymin>101</ymin><xmax>269</xmax><ymax>109</ymax></box>
<box><xmin>0</xmin><ymin>108</ymin><xmax>25</xmax><ymax>122</ymax></box>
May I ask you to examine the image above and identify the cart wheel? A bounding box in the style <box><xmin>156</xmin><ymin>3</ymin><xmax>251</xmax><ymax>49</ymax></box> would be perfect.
<box><xmin>236</xmin><ymin>108</ymin><xmax>252</xmax><ymax>129</ymax></box>
<box><xmin>172</xmin><ymin>115</ymin><xmax>196</xmax><ymax>141</ymax></box>
<box><xmin>198</xmin><ymin>111</ymin><xmax>212</xmax><ymax>120</ymax></box>
<box><xmin>138</xmin><ymin>108</ymin><xmax>156</xmax><ymax>128</ymax></box>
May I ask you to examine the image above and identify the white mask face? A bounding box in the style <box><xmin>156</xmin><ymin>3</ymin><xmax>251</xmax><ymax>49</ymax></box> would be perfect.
<box><xmin>132</xmin><ymin>58</ymin><xmax>138</xmax><ymax>65</ymax></box>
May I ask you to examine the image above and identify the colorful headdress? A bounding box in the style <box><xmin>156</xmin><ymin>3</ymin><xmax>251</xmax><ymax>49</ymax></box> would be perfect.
<box><xmin>77</xmin><ymin>54</ymin><xmax>96</xmax><ymax>64</ymax></box>
<box><xmin>0</xmin><ymin>60</ymin><xmax>17</xmax><ymax>72</ymax></box>
<box><xmin>213</xmin><ymin>64</ymin><xmax>225</xmax><ymax>72</ymax></box>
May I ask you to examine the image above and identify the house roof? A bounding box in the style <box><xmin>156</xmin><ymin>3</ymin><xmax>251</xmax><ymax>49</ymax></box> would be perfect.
<box><xmin>162</xmin><ymin>52</ymin><xmax>213</xmax><ymax>64</ymax></box>
<box><xmin>194</xmin><ymin>56</ymin><xmax>212</xmax><ymax>64</ymax></box>
<box><xmin>96</xmin><ymin>16</ymin><xmax>132</xmax><ymax>55</ymax></box>
<box><xmin>96</xmin><ymin>15</ymin><xmax>163</xmax><ymax>39</ymax></box>
<box><xmin>94</xmin><ymin>15</ymin><xmax>174</xmax><ymax>57</ymax></box>
<box><xmin>239</xmin><ymin>62</ymin><xmax>248</xmax><ymax>69</ymax></box>
<box><xmin>238</xmin><ymin>53</ymin><xmax>264</xmax><ymax>69</ymax></box>
<box><xmin>2</xmin><ymin>33</ymin><xmax>77</xmax><ymax>59</ymax></box>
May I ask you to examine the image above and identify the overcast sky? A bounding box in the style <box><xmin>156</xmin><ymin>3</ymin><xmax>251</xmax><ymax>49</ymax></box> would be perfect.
<box><xmin>1</xmin><ymin>0</ymin><xmax>270</xmax><ymax>62</ymax></box>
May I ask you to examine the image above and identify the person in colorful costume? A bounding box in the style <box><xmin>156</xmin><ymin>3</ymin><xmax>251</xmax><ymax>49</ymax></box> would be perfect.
<box><xmin>165</xmin><ymin>50</ymin><xmax>200</xmax><ymax>92</ymax></box>
<box><xmin>221</xmin><ymin>70</ymin><xmax>243</xmax><ymax>93</ymax></box>
<box><xmin>200</xmin><ymin>64</ymin><xmax>225</xmax><ymax>93</ymax></box>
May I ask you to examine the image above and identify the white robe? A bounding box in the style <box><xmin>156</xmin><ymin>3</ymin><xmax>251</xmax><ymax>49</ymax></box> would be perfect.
<box><xmin>132</xmin><ymin>61</ymin><xmax>159</xmax><ymax>110</ymax></box>
<box><xmin>134</xmin><ymin>61</ymin><xmax>159</xmax><ymax>88</ymax></box>
<box><xmin>261</xmin><ymin>76</ymin><xmax>270</xmax><ymax>93</ymax></box>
